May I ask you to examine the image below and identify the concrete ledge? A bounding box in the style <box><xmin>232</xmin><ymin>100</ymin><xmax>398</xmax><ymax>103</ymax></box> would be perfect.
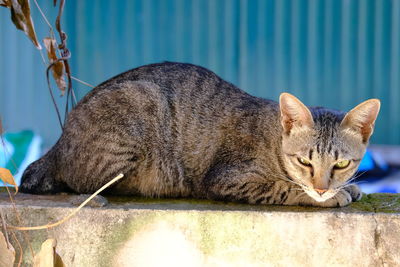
<box><xmin>1</xmin><ymin>192</ymin><xmax>400</xmax><ymax>266</ymax></box>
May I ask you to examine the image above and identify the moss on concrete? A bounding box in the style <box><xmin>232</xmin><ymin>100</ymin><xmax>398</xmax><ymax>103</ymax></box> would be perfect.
<box><xmin>351</xmin><ymin>193</ymin><xmax>400</xmax><ymax>213</ymax></box>
<box><xmin>96</xmin><ymin>193</ymin><xmax>400</xmax><ymax>214</ymax></box>
<box><xmin>106</xmin><ymin>194</ymin><xmax>400</xmax><ymax>214</ymax></box>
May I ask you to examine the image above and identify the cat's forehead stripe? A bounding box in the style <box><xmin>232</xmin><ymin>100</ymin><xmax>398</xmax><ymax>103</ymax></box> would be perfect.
<box><xmin>311</xmin><ymin>108</ymin><xmax>344</xmax><ymax>155</ymax></box>
<box><xmin>327</xmin><ymin>143</ymin><xmax>332</xmax><ymax>154</ymax></box>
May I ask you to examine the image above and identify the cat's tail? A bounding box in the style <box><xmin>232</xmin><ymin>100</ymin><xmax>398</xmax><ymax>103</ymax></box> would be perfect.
<box><xmin>20</xmin><ymin>145</ymin><xmax>68</xmax><ymax>194</ymax></box>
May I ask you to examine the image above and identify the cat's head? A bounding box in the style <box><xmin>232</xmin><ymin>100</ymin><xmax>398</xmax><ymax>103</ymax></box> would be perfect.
<box><xmin>279</xmin><ymin>93</ymin><xmax>380</xmax><ymax>202</ymax></box>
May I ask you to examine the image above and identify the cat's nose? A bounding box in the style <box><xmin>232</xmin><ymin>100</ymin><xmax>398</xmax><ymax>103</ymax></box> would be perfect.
<box><xmin>315</xmin><ymin>188</ymin><xmax>327</xmax><ymax>196</ymax></box>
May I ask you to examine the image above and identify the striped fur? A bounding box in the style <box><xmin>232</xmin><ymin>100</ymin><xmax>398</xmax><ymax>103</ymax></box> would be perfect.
<box><xmin>20</xmin><ymin>62</ymin><xmax>379</xmax><ymax>207</ymax></box>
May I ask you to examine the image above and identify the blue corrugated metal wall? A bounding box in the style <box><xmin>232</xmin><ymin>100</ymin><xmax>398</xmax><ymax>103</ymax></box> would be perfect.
<box><xmin>1</xmin><ymin>0</ymin><xmax>399</xmax><ymax>147</ymax></box>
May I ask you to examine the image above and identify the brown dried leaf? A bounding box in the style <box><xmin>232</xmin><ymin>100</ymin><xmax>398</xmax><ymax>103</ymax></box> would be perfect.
<box><xmin>0</xmin><ymin>168</ymin><xmax>18</xmax><ymax>193</ymax></box>
<box><xmin>0</xmin><ymin>231</ymin><xmax>15</xmax><ymax>267</ymax></box>
<box><xmin>43</xmin><ymin>38</ymin><xmax>58</xmax><ymax>61</ymax></box>
<box><xmin>9</xmin><ymin>0</ymin><xmax>41</xmax><ymax>49</ymax></box>
<box><xmin>44</xmin><ymin>37</ymin><xmax>67</xmax><ymax>95</ymax></box>
<box><xmin>33</xmin><ymin>239</ymin><xmax>65</xmax><ymax>267</ymax></box>
<box><xmin>0</xmin><ymin>0</ymin><xmax>11</xmax><ymax>7</ymax></box>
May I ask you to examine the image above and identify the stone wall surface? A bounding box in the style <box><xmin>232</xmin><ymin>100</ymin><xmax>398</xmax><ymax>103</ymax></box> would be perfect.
<box><xmin>0</xmin><ymin>192</ymin><xmax>399</xmax><ymax>267</ymax></box>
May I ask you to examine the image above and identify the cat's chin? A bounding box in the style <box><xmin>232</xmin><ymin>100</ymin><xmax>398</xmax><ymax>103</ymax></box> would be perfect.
<box><xmin>305</xmin><ymin>190</ymin><xmax>337</xmax><ymax>202</ymax></box>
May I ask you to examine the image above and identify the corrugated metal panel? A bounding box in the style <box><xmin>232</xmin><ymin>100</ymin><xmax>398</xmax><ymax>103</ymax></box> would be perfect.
<box><xmin>1</xmin><ymin>0</ymin><xmax>400</xmax><ymax>147</ymax></box>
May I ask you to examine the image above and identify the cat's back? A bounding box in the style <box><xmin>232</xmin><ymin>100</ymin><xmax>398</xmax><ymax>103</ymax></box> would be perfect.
<box><xmin>79</xmin><ymin>62</ymin><xmax>268</xmax><ymax>135</ymax></box>
<box><xmin>99</xmin><ymin>62</ymin><xmax>236</xmax><ymax>92</ymax></box>
<box><xmin>90</xmin><ymin>62</ymin><xmax>248</xmax><ymax>106</ymax></box>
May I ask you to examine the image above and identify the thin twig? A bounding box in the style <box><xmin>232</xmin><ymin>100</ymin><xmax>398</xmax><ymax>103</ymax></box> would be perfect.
<box><xmin>71</xmin><ymin>86</ymin><xmax>77</xmax><ymax>105</ymax></box>
<box><xmin>34</xmin><ymin>0</ymin><xmax>90</xmax><ymax>103</ymax></box>
<box><xmin>38</xmin><ymin>49</ymin><xmax>48</xmax><ymax>66</ymax></box>
<box><xmin>55</xmin><ymin>0</ymin><xmax>75</xmax><ymax>119</ymax></box>
<box><xmin>0</xmin><ymin>119</ymin><xmax>20</xmax><ymax>183</ymax></box>
<box><xmin>11</xmin><ymin>231</ymin><xmax>23</xmax><ymax>267</ymax></box>
<box><xmin>32</xmin><ymin>0</ymin><xmax>55</xmax><ymax>38</ymax></box>
<box><xmin>46</xmin><ymin>60</ymin><xmax>65</xmax><ymax>130</ymax></box>
<box><xmin>64</xmin><ymin>80</ymin><xmax>70</xmax><ymax>123</ymax></box>
<box><xmin>0</xmin><ymin>209</ymin><xmax>10</xmax><ymax>248</ymax></box>
<box><xmin>7</xmin><ymin>173</ymin><xmax>124</xmax><ymax>231</ymax></box>
<box><xmin>71</xmin><ymin>76</ymin><xmax>95</xmax><ymax>88</ymax></box>
<box><xmin>4</xmin><ymin>186</ymin><xmax>35</xmax><ymax>258</ymax></box>
<box><xmin>35</xmin><ymin>0</ymin><xmax>93</xmax><ymax>113</ymax></box>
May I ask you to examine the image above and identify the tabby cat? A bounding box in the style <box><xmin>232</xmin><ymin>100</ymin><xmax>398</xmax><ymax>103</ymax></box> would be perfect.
<box><xmin>20</xmin><ymin>62</ymin><xmax>380</xmax><ymax>207</ymax></box>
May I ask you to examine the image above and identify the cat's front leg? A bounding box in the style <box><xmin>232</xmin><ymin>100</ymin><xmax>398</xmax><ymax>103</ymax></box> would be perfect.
<box><xmin>203</xmin><ymin>165</ymin><xmax>361</xmax><ymax>207</ymax></box>
<box><xmin>203</xmin><ymin>165</ymin><xmax>304</xmax><ymax>205</ymax></box>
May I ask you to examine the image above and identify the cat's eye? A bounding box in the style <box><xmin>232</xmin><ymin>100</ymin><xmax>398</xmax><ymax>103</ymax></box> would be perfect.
<box><xmin>298</xmin><ymin>157</ymin><xmax>311</xmax><ymax>166</ymax></box>
<box><xmin>334</xmin><ymin>160</ymin><xmax>350</xmax><ymax>169</ymax></box>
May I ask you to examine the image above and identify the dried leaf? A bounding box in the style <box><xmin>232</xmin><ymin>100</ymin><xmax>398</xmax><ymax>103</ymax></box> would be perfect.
<box><xmin>43</xmin><ymin>38</ymin><xmax>58</xmax><ymax>61</ymax></box>
<box><xmin>0</xmin><ymin>231</ymin><xmax>15</xmax><ymax>267</ymax></box>
<box><xmin>0</xmin><ymin>0</ymin><xmax>11</xmax><ymax>7</ymax></box>
<box><xmin>0</xmin><ymin>168</ymin><xmax>18</xmax><ymax>193</ymax></box>
<box><xmin>44</xmin><ymin>37</ymin><xmax>67</xmax><ymax>95</ymax></box>
<box><xmin>33</xmin><ymin>239</ymin><xmax>65</xmax><ymax>267</ymax></box>
<box><xmin>9</xmin><ymin>0</ymin><xmax>41</xmax><ymax>49</ymax></box>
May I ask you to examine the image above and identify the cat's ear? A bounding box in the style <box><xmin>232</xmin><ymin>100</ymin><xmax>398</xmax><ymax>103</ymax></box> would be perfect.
<box><xmin>340</xmin><ymin>99</ymin><xmax>380</xmax><ymax>143</ymax></box>
<box><xmin>279</xmin><ymin>93</ymin><xmax>314</xmax><ymax>134</ymax></box>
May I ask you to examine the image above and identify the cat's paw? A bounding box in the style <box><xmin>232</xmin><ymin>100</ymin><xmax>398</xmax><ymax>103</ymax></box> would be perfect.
<box><xmin>309</xmin><ymin>186</ymin><xmax>362</xmax><ymax>208</ymax></box>
<box><xmin>294</xmin><ymin>190</ymin><xmax>351</xmax><ymax>207</ymax></box>
<box><xmin>297</xmin><ymin>189</ymin><xmax>351</xmax><ymax>207</ymax></box>
<box><xmin>343</xmin><ymin>184</ymin><xmax>362</xmax><ymax>201</ymax></box>
<box><xmin>322</xmin><ymin>189</ymin><xmax>353</xmax><ymax>207</ymax></box>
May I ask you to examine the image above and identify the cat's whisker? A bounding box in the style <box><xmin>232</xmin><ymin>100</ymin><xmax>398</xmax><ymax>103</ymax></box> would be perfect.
<box><xmin>349</xmin><ymin>172</ymin><xmax>367</xmax><ymax>181</ymax></box>
<box><xmin>352</xmin><ymin>180</ymin><xmax>369</xmax><ymax>186</ymax></box>
<box><xmin>344</xmin><ymin>171</ymin><xmax>368</xmax><ymax>185</ymax></box>
<box><xmin>354</xmin><ymin>170</ymin><xmax>367</xmax><ymax>177</ymax></box>
<box><xmin>337</xmin><ymin>171</ymin><xmax>368</xmax><ymax>190</ymax></box>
